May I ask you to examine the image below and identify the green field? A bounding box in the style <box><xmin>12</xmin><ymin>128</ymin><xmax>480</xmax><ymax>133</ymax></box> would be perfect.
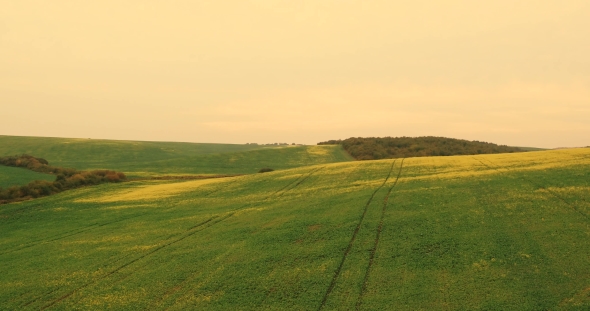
<box><xmin>1</xmin><ymin>146</ymin><xmax>589</xmax><ymax>310</ymax></box>
<box><xmin>0</xmin><ymin>136</ymin><xmax>353</xmax><ymax>177</ymax></box>
<box><xmin>0</xmin><ymin>166</ymin><xmax>55</xmax><ymax>188</ymax></box>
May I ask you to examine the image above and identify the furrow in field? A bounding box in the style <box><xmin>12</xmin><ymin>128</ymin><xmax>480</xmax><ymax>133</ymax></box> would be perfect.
<box><xmin>317</xmin><ymin>159</ymin><xmax>397</xmax><ymax>311</ymax></box>
<box><xmin>39</xmin><ymin>166</ymin><xmax>324</xmax><ymax>309</ymax></box>
<box><xmin>472</xmin><ymin>157</ymin><xmax>590</xmax><ymax>221</ymax></box>
<box><xmin>356</xmin><ymin>158</ymin><xmax>405</xmax><ymax>310</ymax></box>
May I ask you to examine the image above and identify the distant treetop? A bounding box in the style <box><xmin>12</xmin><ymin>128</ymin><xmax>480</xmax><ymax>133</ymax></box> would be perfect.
<box><xmin>318</xmin><ymin>136</ymin><xmax>524</xmax><ymax>160</ymax></box>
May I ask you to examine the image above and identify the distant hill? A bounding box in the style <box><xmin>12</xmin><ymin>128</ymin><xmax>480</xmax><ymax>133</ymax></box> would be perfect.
<box><xmin>318</xmin><ymin>136</ymin><xmax>525</xmax><ymax>160</ymax></box>
<box><xmin>0</xmin><ymin>135</ymin><xmax>352</xmax><ymax>177</ymax></box>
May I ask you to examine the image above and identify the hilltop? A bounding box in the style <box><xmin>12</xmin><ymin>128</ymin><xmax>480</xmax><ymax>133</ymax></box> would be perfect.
<box><xmin>319</xmin><ymin>136</ymin><xmax>525</xmax><ymax>160</ymax></box>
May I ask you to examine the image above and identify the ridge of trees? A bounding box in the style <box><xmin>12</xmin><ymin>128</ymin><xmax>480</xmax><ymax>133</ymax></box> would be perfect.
<box><xmin>318</xmin><ymin>136</ymin><xmax>525</xmax><ymax>160</ymax></box>
<box><xmin>0</xmin><ymin>154</ymin><xmax>126</xmax><ymax>204</ymax></box>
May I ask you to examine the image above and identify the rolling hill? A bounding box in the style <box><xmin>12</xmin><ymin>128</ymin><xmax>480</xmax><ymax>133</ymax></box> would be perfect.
<box><xmin>0</xmin><ymin>135</ymin><xmax>353</xmax><ymax>177</ymax></box>
<box><xmin>1</xmin><ymin>145</ymin><xmax>589</xmax><ymax>310</ymax></box>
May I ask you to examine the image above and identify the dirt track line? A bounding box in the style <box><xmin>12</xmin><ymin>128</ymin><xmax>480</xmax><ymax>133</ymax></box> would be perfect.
<box><xmin>0</xmin><ymin>224</ymin><xmax>97</xmax><ymax>256</ymax></box>
<box><xmin>355</xmin><ymin>158</ymin><xmax>404</xmax><ymax>310</ymax></box>
<box><xmin>35</xmin><ymin>174</ymin><xmax>245</xmax><ymax>310</ymax></box>
<box><xmin>1</xmin><ymin>178</ymin><xmax>202</xmax><ymax>255</ymax></box>
<box><xmin>275</xmin><ymin>166</ymin><xmax>325</xmax><ymax>198</ymax></box>
<box><xmin>143</xmin><ymin>167</ymin><xmax>325</xmax><ymax>310</ymax></box>
<box><xmin>0</xmin><ymin>213</ymin><xmax>147</xmax><ymax>256</ymax></box>
<box><xmin>270</xmin><ymin>166</ymin><xmax>324</xmax><ymax>198</ymax></box>
<box><xmin>473</xmin><ymin>157</ymin><xmax>590</xmax><ymax>221</ymax></box>
<box><xmin>41</xmin><ymin>166</ymin><xmax>322</xmax><ymax>310</ymax></box>
<box><xmin>40</xmin><ymin>215</ymin><xmax>221</xmax><ymax>310</ymax></box>
<box><xmin>21</xmin><ymin>287</ymin><xmax>61</xmax><ymax>308</ymax></box>
<box><xmin>317</xmin><ymin>160</ymin><xmax>397</xmax><ymax>311</ymax></box>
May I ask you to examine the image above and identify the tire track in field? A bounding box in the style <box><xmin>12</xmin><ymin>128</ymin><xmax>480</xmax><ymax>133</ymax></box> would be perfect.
<box><xmin>29</xmin><ymin>179</ymin><xmax>243</xmax><ymax>309</ymax></box>
<box><xmin>355</xmin><ymin>158</ymin><xmax>404</xmax><ymax>310</ymax></box>
<box><xmin>428</xmin><ymin>159</ymin><xmax>452</xmax><ymax>311</ymax></box>
<box><xmin>274</xmin><ymin>166</ymin><xmax>325</xmax><ymax>198</ymax></box>
<box><xmin>39</xmin><ymin>216</ymin><xmax>221</xmax><ymax>310</ymax></box>
<box><xmin>142</xmin><ymin>166</ymin><xmax>326</xmax><ymax>310</ymax></box>
<box><xmin>472</xmin><ymin>157</ymin><xmax>590</xmax><ymax>221</ymax></box>
<box><xmin>201</xmin><ymin>176</ymin><xmax>242</xmax><ymax>197</ymax></box>
<box><xmin>256</xmin><ymin>165</ymin><xmax>364</xmax><ymax>309</ymax></box>
<box><xmin>42</xmin><ymin>168</ymin><xmax>322</xmax><ymax>309</ymax></box>
<box><xmin>6</xmin><ymin>177</ymin><xmax>239</xmax><ymax>256</ymax></box>
<box><xmin>317</xmin><ymin>160</ymin><xmax>397</xmax><ymax>311</ymax></box>
<box><xmin>39</xmin><ymin>166</ymin><xmax>324</xmax><ymax>310</ymax></box>
<box><xmin>0</xmin><ymin>213</ymin><xmax>147</xmax><ymax>256</ymax></box>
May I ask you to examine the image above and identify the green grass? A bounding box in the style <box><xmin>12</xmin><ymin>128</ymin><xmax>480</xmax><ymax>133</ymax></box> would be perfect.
<box><xmin>0</xmin><ymin>166</ymin><xmax>55</xmax><ymax>188</ymax></box>
<box><xmin>1</xmin><ymin>148</ymin><xmax>589</xmax><ymax>310</ymax></box>
<box><xmin>515</xmin><ymin>146</ymin><xmax>549</xmax><ymax>151</ymax></box>
<box><xmin>0</xmin><ymin>135</ymin><xmax>353</xmax><ymax>177</ymax></box>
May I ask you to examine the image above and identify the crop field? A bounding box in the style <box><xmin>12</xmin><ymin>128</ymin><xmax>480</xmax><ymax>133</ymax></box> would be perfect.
<box><xmin>1</xmin><ymin>148</ymin><xmax>589</xmax><ymax>310</ymax></box>
<box><xmin>0</xmin><ymin>166</ymin><xmax>55</xmax><ymax>188</ymax></box>
<box><xmin>0</xmin><ymin>136</ymin><xmax>352</xmax><ymax>177</ymax></box>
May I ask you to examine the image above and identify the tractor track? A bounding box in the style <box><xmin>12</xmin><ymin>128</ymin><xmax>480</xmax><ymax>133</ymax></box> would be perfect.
<box><xmin>356</xmin><ymin>158</ymin><xmax>404</xmax><ymax>310</ymax></box>
<box><xmin>472</xmin><ymin>157</ymin><xmax>590</xmax><ymax>221</ymax></box>
<box><xmin>4</xmin><ymin>176</ymin><xmax>240</xmax><ymax>256</ymax></box>
<box><xmin>142</xmin><ymin>166</ymin><xmax>326</xmax><ymax>310</ymax></box>
<box><xmin>256</xmin><ymin>164</ymin><xmax>364</xmax><ymax>309</ymax></box>
<box><xmin>0</xmin><ymin>213</ymin><xmax>146</xmax><ymax>256</ymax></box>
<box><xmin>38</xmin><ymin>166</ymin><xmax>324</xmax><ymax>310</ymax></box>
<box><xmin>2</xmin><ymin>176</ymin><xmax>234</xmax><ymax>256</ymax></box>
<box><xmin>16</xmin><ymin>177</ymin><xmax>247</xmax><ymax>306</ymax></box>
<box><xmin>40</xmin><ymin>216</ymin><xmax>222</xmax><ymax>310</ymax></box>
<box><xmin>317</xmin><ymin>160</ymin><xmax>397</xmax><ymax>311</ymax></box>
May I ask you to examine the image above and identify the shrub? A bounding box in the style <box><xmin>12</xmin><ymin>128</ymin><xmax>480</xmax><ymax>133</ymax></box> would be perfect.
<box><xmin>258</xmin><ymin>168</ymin><xmax>275</xmax><ymax>173</ymax></box>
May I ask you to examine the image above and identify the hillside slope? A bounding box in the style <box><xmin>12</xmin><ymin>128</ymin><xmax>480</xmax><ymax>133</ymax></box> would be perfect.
<box><xmin>0</xmin><ymin>136</ymin><xmax>352</xmax><ymax>176</ymax></box>
<box><xmin>1</xmin><ymin>148</ymin><xmax>589</xmax><ymax>310</ymax></box>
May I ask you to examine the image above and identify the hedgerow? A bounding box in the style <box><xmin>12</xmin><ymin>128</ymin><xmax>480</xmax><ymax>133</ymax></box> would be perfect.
<box><xmin>0</xmin><ymin>155</ymin><xmax>126</xmax><ymax>204</ymax></box>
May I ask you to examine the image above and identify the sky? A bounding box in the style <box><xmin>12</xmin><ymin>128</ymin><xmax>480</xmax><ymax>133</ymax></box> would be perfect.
<box><xmin>1</xmin><ymin>0</ymin><xmax>589</xmax><ymax>148</ymax></box>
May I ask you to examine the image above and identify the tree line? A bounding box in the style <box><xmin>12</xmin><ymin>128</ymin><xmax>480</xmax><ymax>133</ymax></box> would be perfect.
<box><xmin>0</xmin><ymin>154</ymin><xmax>126</xmax><ymax>204</ymax></box>
<box><xmin>318</xmin><ymin>136</ymin><xmax>525</xmax><ymax>160</ymax></box>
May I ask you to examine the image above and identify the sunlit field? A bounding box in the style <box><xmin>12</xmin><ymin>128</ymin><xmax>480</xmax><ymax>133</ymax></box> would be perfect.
<box><xmin>1</xmin><ymin>148</ymin><xmax>589</xmax><ymax>310</ymax></box>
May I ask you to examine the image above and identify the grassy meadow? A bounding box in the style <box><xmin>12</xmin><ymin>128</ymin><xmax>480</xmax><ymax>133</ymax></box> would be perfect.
<box><xmin>0</xmin><ymin>135</ymin><xmax>353</xmax><ymax>177</ymax></box>
<box><xmin>0</xmin><ymin>166</ymin><xmax>55</xmax><ymax>188</ymax></box>
<box><xmin>1</xmin><ymin>145</ymin><xmax>589</xmax><ymax>310</ymax></box>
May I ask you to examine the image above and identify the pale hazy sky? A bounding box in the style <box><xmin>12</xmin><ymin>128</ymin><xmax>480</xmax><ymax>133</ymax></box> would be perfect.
<box><xmin>1</xmin><ymin>1</ymin><xmax>589</xmax><ymax>147</ymax></box>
